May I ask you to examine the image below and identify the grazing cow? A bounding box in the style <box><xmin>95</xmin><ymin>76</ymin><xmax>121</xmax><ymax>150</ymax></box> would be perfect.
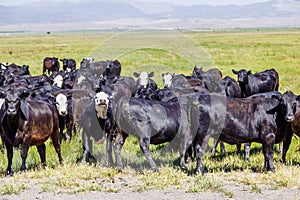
<box><xmin>43</xmin><ymin>57</ymin><xmax>60</xmax><ymax>75</ymax></box>
<box><xmin>0</xmin><ymin>88</ymin><xmax>63</xmax><ymax>175</ymax></box>
<box><xmin>186</xmin><ymin>91</ymin><xmax>298</xmax><ymax>175</ymax></box>
<box><xmin>60</xmin><ymin>58</ymin><xmax>76</xmax><ymax>72</ymax></box>
<box><xmin>232</xmin><ymin>68</ymin><xmax>279</xmax><ymax>98</ymax></box>
<box><xmin>162</xmin><ymin>73</ymin><xmax>206</xmax><ymax>89</ymax></box>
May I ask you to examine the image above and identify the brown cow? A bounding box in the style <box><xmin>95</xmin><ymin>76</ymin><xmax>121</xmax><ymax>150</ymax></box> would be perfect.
<box><xmin>0</xmin><ymin>88</ymin><xmax>62</xmax><ymax>175</ymax></box>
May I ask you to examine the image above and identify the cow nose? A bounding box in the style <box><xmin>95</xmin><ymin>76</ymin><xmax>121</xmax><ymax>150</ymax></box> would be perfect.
<box><xmin>7</xmin><ymin>108</ymin><xmax>16</xmax><ymax>114</ymax></box>
<box><xmin>60</xmin><ymin>111</ymin><xmax>67</xmax><ymax>115</ymax></box>
<box><xmin>286</xmin><ymin>115</ymin><xmax>294</xmax><ymax>122</ymax></box>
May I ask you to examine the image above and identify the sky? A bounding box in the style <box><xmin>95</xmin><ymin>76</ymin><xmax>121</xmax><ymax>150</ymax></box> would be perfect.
<box><xmin>0</xmin><ymin>0</ymin><xmax>271</xmax><ymax>6</ymax></box>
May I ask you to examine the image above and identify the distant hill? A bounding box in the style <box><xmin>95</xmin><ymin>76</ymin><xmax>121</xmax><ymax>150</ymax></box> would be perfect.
<box><xmin>0</xmin><ymin>0</ymin><xmax>299</xmax><ymax>29</ymax></box>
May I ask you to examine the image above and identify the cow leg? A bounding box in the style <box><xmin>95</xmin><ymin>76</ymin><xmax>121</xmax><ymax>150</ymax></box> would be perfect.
<box><xmin>20</xmin><ymin>135</ymin><xmax>31</xmax><ymax>172</ymax></box>
<box><xmin>236</xmin><ymin>144</ymin><xmax>242</xmax><ymax>157</ymax></box>
<box><xmin>66</xmin><ymin>117</ymin><xmax>73</xmax><ymax>142</ymax></box>
<box><xmin>113</xmin><ymin>132</ymin><xmax>128</xmax><ymax>172</ymax></box>
<box><xmin>195</xmin><ymin>134</ymin><xmax>210</xmax><ymax>175</ymax></box>
<box><xmin>281</xmin><ymin>131</ymin><xmax>293</xmax><ymax>164</ymax></box>
<box><xmin>278</xmin><ymin>142</ymin><xmax>283</xmax><ymax>155</ymax></box>
<box><xmin>210</xmin><ymin>139</ymin><xmax>219</xmax><ymax>157</ymax></box>
<box><xmin>244</xmin><ymin>143</ymin><xmax>251</xmax><ymax>161</ymax></box>
<box><xmin>81</xmin><ymin>131</ymin><xmax>94</xmax><ymax>163</ymax></box>
<box><xmin>220</xmin><ymin>141</ymin><xmax>226</xmax><ymax>154</ymax></box>
<box><xmin>59</xmin><ymin>116</ymin><xmax>66</xmax><ymax>143</ymax></box>
<box><xmin>140</xmin><ymin>137</ymin><xmax>158</xmax><ymax>172</ymax></box>
<box><xmin>262</xmin><ymin>133</ymin><xmax>275</xmax><ymax>172</ymax></box>
<box><xmin>106</xmin><ymin>132</ymin><xmax>114</xmax><ymax>166</ymax></box>
<box><xmin>51</xmin><ymin>130</ymin><xmax>63</xmax><ymax>164</ymax></box>
<box><xmin>36</xmin><ymin>143</ymin><xmax>46</xmax><ymax>167</ymax></box>
<box><xmin>6</xmin><ymin>145</ymin><xmax>14</xmax><ymax>175</ymax></box>
<box><xmin>179</xmin><ymin>135</ymin><xmax>192</xmax><ymax>171</ymax></box>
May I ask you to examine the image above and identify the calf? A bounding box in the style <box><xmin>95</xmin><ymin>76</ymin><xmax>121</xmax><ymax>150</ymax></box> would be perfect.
<box><xmin>0</xmin><ymin>88</ymin><xmax>62</xmax><ymax>175</ymax></box>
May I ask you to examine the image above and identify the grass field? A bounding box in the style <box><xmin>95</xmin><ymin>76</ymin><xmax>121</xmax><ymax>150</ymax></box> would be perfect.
<box><xmin>0</xmin><ymin>29</ymin><xmax>300</xmax><ymax>197</ymax></box>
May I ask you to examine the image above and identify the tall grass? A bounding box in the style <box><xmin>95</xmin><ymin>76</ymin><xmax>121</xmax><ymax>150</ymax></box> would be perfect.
<box><xmin>0</xmin><ymin>29</ymin><xmax>300</xmax><ymax>197</ymax></box>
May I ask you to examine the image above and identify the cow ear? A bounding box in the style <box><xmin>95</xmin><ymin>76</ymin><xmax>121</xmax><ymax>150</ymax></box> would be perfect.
<box><xmin>232</xmin><ymin>69</ymin><xmax>238</xmax><ymax>74</ymax></box>
<box><xmin>247</xmin><ymin>70</ymin><xmax>252</xmax><ymax>74</ymax></box>
<box><xmin>20</xmin><ymin>100</ymin><xmax>29</xmax><ymax>121</ymax></box>
<box><xmin>20</xmin><ymin>89</ymin><xmax>30</xmax><ymax>100</ymax></box>
<box><xmin>133</xmin><ymin>72</ymin><xmax>140</xmax><ymax>78</ymax></box>
<box><xmin>0</xmin><ymin>99</ymin><xmax>7</xmax><ymax>124</ymax></box>
<box><xmin>148</xmin><ymin>72</ymin><xmax>155</xmax><ymax>77</ymax></box>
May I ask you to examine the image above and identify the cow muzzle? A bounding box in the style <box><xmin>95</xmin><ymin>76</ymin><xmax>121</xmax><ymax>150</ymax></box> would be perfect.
<box><xmin>7</xmin><ymin>108</ymin><xmax>17</xmax><ymax>117</ymax></box>
<box><xmin>286</xmin><ymin>115</ymin><xmax>295</xmax><ymax>122</ymax></box>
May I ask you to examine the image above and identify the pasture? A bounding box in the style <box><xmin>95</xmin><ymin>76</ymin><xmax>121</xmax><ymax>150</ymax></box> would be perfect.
<box><xmin>0</xmin><ymin>29</ymin><xmax>300</xmax><ymax>198</ymax></box>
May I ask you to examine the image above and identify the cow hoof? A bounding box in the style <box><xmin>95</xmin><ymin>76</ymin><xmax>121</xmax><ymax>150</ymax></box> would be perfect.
<box><xmin>152</xmin><ymin>168</ymin><xmax>159</xmax><ymax>173</ymax></box>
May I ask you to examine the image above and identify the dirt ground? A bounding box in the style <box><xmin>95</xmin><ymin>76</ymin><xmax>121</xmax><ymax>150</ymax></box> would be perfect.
<box><xmin>1</xmin><ymin>181</ymin><xmax>299</xmax><ymax>200</ymax></box>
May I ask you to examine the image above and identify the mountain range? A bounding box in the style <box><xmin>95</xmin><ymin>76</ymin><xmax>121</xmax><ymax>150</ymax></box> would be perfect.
<box><xmin>0</xmin><ymin>0</ymin><xmax>299</xmax><ymax>30</ymax></box>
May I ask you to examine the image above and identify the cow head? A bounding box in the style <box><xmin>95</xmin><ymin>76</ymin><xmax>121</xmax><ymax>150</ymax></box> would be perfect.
<box><xmin>94</xmin><ymin>92</ymin><xmax>111</xmax><ymax>119</ymax></box>
<box><xmin>162</xmin><ymin>73</ymin><xmax>174</xmax><ymax>88</ymax></box>
<box><xmin>53</xmin><ymin>74</ymin><xmax>64</xmax><ymax>88</ymax></box>
<box><xmin>192</xmin><ymin>66</ymin><xmax>203</xmax><ymax>77</ymax></box>
<box><xmin>278</xmin><ymin>91</ymin><xmax>300</xmax><ymax>122</ymax></box>
<box><xmin>55</xmin><ymin>93</ymin><xmax>69</xmax><ymax>116</ymax></box>
<box><xmin>134</xmin><ymin>71</ymin><xmax>155</xmax><ymax>88</ymax></box>
<box><xmin>232</xmin><ymin>69</ymin><xmax>251</xmax><ymax>84</ymax></box>
<box><xmin>60</xmin><ymin>58</ymin><xmax>68</xmax><ymax>70</ymax></box>
<box><xmin>2</xmin><ymin>88</ymin><xmax>30</xmax><ymax>122</ymax></box>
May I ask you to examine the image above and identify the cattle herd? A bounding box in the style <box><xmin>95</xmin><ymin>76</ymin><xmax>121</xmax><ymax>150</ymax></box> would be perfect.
<box><xmin>0</xmin><ymin>56</ymin><xmax>299</xmax><ymax>176</ymax></box>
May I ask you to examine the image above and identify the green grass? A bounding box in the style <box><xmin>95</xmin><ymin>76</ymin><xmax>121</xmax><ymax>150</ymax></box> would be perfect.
<box><xmin>0</xmin><ymin>29</ymin><xmax>300</xmax><ymax>197</ymax></box>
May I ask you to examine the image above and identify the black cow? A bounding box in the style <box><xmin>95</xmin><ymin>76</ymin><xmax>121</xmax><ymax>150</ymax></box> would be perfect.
<box><xmin>132</xmin><ymin>72</ymin><xmax>157</xmax><ymax>98</ymax></box>
<box><xmin>186</xmin><ymin>91</ymin><xmax>298</xmax><ymax>175</ymax></box>
<box><xmin>103</xmin><ymin>60</ymin><xmax>121</xmax><ymax>78</ymax></box>
<box><xmin>98</xmin><ymin>94</ymin><xmax>187</xmax><ymax>172</ymax></box>
<box><xmin>0</xmin><ymin>88</ymin><xmax>63</xmax><ymax>175</ymax></box>
<box><xmin>192</xmin><ymin>66</ymin><xmax>223</xmax><ymax>92</ymax></box>
<box><xmin>232</xmin><ymin>68</ymin><xmax>279</xmax><ymax>98</ymax></box>
<box><xmin>3</xmin><ymin>63</ymin><xmax>31</xmax><ymax>76</ymax></box>
<box><xmin>60</xmin><ymin>58</ymin><xmax>76</xmax><ymax>72</ymax></box>
<box><xmin>43</xmin><ymin>57</ymin><xmax>60</xmax><ymax>75</ymax></box>
<box><xmin>211</xmin><ymin>76</ymin><xmax>241</xmax><ymax>157</ymax></box>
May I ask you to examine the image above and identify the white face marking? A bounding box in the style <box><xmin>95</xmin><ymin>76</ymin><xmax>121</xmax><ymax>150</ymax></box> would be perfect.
<box><xmin>53</xmin><ymin>75</ymin><xmax>63</xmax><ymax>88</ymax></box>
<box><xmin>55</xmin><ymin>94</ymin><xmax>68</xmax><ymax>116</ymax></box>
<box><xmin>139</xmin><ymin>71</ymin><xmax>149</xmax><ymax>87</ymax></box>
<box><xmin>66</xmin><ymin>68</ymin><xmax>72</xmax><ymax>73</ymax></box>
<box><xmin>163</xmin><ymin>73</ymin><xmax>173</xmax><ymax>88</ymax></box>
<box><xmin>95</xmin><ymin>92</ymin><xmax>110</xmax><ymax>119</ymax></box>
<box><xmin>0</xmin><ymin>98</ymin><xmax>5</xmax><ymax>108</ymax></box>
<box><xmin>77</xmin><ymin>75</ymin><xmax>86</xmax><ymax>84</ymax></box>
